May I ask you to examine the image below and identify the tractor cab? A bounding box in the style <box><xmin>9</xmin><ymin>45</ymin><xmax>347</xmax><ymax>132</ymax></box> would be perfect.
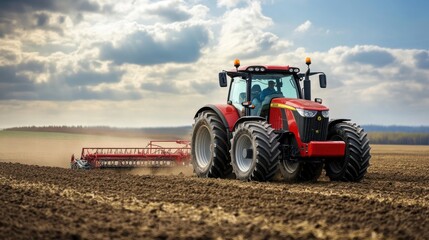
<box><xmin>219</xmin><ymin>59</ymin><xmax>327</xmax><ymax>118</ymax></box>
<box><xmin>227</xmin><ymin>72</ymin><xmax>300</xmax><ymax>117</ymax></box>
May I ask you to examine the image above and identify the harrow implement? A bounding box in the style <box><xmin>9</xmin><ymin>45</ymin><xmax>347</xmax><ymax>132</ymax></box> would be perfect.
<box><xmin>71</xmin><ymin>140</ymin><xmax>191</xmax><ymax>169</ymax></box>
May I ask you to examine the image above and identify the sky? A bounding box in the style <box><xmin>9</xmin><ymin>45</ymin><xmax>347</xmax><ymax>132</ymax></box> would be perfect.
<box><xmin>0</xmin><ymin>0</ymin><xmax>428</xmax><ymax>128</ymax></box>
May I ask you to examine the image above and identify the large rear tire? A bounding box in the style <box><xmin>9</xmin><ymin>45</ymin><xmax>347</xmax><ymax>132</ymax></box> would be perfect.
<box><xmin>325</xmin><ymin>122</ymin><xmax>371</xmax><ymax>182</ymax></box>
<box><xmin>230</xmin><ymin>121</ymin><xmax>280</xmax><ymax>181</ymax></box>
<box><xmin>191</xmin><ymin>110</ymin><xmax>233</xmax><ymax>178</ymax></box>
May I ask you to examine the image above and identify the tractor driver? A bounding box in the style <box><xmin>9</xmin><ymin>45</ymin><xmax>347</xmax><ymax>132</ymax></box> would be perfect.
<box><xmin>259</xmin><ymin>80</ymin><xmax>277</xmax><ymax>101</ymax></box>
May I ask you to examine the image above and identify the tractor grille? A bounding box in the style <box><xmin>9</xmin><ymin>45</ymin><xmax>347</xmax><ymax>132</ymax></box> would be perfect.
<box><xmin>293</xmin><ymin>111</ymin><xmax>328</xmax><ymax>143</ymax></box>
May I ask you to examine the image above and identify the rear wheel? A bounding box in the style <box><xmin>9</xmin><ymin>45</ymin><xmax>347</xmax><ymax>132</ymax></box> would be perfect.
<box><xmin>325</xmin><ymin>122</ymin><xmax>371</xmax><ymax>182</ymax></box>
<box><xmin>191</xmin><ymin>110</ymin><xmax>233</xmax><ymax>178</ymax></box>
<box><xmin>230</xmin><ymin>121</ymin><xmax>280</xmax><ymax>181</ymax></box>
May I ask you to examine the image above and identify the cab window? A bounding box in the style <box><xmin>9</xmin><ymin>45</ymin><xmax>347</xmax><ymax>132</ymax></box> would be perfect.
<box><xmin>252</xmin><ymin>74</ymin><xmax>299</xmax><ymax>99</ymax></box>
<box><xmin>229</xmin><ymin>77</ymin><xmax>247</xmax><ymax>112</ymax></box>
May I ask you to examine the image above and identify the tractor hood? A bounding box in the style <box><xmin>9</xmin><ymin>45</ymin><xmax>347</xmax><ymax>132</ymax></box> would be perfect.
<box><xmin>271</xmin><ymin>98</ymin><xmax>329</xmax><ymax>111</ymax></box>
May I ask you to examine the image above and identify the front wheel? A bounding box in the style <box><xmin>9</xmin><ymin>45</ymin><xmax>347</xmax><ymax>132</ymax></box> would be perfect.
<box><xmin>325</xmin><ymin>122</ymin><xmax>371</xmax><ymax>182</ymax></box>
<box><xmin>279</xmin><ymin>160</ymin><xmax>323</xmax><ymax>182</ymax></box>
<box><xmin>230</xmin><ymin>121</ymin><xmax>280</xmax><ymax>181</ymax></box>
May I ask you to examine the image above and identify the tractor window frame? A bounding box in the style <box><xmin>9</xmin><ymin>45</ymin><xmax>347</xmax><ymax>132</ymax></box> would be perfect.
<box><xmin>228</xmin><ymin>77</ymin><xmax>247</xmax><ymax>112</ymax></box>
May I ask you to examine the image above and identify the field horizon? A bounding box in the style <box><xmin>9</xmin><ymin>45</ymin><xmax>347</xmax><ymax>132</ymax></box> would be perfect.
<box><xmin>3</xmin><ymin>124</ymin><xmax>429</xmax><ymax>145</ymax></box>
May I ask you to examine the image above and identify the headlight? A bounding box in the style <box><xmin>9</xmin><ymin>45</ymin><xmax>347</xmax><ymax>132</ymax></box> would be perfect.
<box><xmin>322</xmin><ymin>110</ymin><xmax>329</xmax><ymax>118</ymax></box>
<box><xmin>296</xmin><ymin>108</ymin><xmax>317</xmax><ymax>118</ymax></box>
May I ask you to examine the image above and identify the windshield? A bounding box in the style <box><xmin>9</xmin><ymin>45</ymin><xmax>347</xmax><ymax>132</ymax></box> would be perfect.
<box><xmin>228</xmin><ymin>74</ymin><xmax>300</xmax><ymax>114</ymax></box>
<box><xmin>251</xmin><ymin>74</ymin><xmax>299</xmax><ymax>100</ymax></box>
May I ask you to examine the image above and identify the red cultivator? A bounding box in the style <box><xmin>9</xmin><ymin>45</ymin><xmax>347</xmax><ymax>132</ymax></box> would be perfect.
<box><xmin>70</xmin><ymin>140</ymin><xmax>191</xmax><ymax>169</ymax></box>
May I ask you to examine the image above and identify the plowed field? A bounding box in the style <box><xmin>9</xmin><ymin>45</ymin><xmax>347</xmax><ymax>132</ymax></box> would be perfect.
<box><xmin>1</xmin><ymin>144</ymin><xmax>429</xmax><ymax>239</ymax></box>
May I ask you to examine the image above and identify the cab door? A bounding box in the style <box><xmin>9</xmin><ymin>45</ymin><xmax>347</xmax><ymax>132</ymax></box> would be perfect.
<box><xmin>228</xmin><ymin>77</ymin><xmax>247</xmax><ymax>114</ymax></box>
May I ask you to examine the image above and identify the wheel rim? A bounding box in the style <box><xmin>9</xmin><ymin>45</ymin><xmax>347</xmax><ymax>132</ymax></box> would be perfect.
<box><xmin>235</xmin><ymin>134</ymin><xmax>253</xmax><ymax>172</ymax></box>
<box><xmin>194</xmin><ymin>125</ymin><xmax>212</xmax><ymax>169</ymax></box>
<box><xmin>282</xmin><ymin>159</ymin><xmax>299</xmax><ymax>173</ymax></box>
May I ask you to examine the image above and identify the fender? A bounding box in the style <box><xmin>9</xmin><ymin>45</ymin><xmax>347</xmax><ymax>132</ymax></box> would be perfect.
<box><xmin>233</xmin><ymin>116</ymin><xmax>266</xmax><ymax>131</ymax></box>
<box><xmin>328</xmin><ymin>118</ymin><xmax>351</xmax><ymax>130</ymax></box>
<box><xmin>194</xmin><ymin>104</ymin><xmax>241</xmax><ymax>134</ymax></box>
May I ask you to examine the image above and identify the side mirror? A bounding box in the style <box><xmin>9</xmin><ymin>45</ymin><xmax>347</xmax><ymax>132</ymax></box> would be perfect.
<box><xmin>319</xmin><ymin>74</ymin><xmax>327</xmax><ymax>88</ymax></box>
<box><xmin>219</xmin><ymin>72</ymin><xmax>227</xmax><ymax>87</ymax></box>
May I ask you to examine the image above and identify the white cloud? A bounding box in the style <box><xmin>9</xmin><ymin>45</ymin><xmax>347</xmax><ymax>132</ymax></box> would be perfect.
<box><xmin>217</xmin><ymin>0</ymin><xmax>246</xmax><ymax>8</ymax></box>
<box><xmin>215</xmin><ymin>1</ymin><xmax>292</xmax><ymax>59</ymax></box>
<box><xmin>294</xmin><ymin>20</ymin><xmax>312</xmax><ymax>33</ymax></box>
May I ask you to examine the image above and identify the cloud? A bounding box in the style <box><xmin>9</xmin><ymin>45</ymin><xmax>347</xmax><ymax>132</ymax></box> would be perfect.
<box><xmin>216</xmin><ymin>1</ymin><xmax>293</xmax><ymax>58</ymax></box>
<box><xmin>64</xmin><ymin>69</ymin><xmax>124</xmax><ymax>86</ymax></box>
<box><xmin>141</xmin><ymin>81</ymin><xmax>182</xmax><ymax>94</ymax></box>
<box><xmin>99</xmin><ymin>25</ymin><xmax>210</xmax><ymax>65</ymax></box>
<box><xmin>321</xmin><ymin>46</ymin><xmax>428</xmax><ymax>105</ymax></box>
<box><xmin>344</xmin><ymin>47</ymin><xmax>395</xmax><ymax>67</ymax></box>
<box><xmin>414</xmin><ymin>51</ymin><xmax>429</xmax><ymax>69</ymax></box>
<box><xmin>191</xmin><ymin>80</ymin><xmax>219</xmax><ymax>94</ymax></box>
<box><xmin>217</xmin><ymin>0</ymin><xmax>246</xmax><ymax>8</ymax></box>
<box><xmin>144</xmin><ymin>0</ymin><xmax>192</xmax><ymax>22</ymax></box>
<box><xmin>0</xmin><ymin>65</ymin><xmax>37</xmax><ymax>99</ymax></box>
<box><xmin>0</xmin><ymin>0</ymin><xmax>106</xmax><ymax>37</ymax></box>
<box><xmin>35</xmin><ymin>13</ymin><xmax>50</xmax><ymax>27</ymax></box>
<box><xmin>0</xmin><ymin>54</ymin><xmax>132</xmax><ymax>101</ymax></box>
<box><xmin>0</xmin><ymin>0</ymin><xmax>102</xmax><ymax>14</ymax></box>
<box><xmin>294</xmin><ymin>20</ymin><xmax>312</xmax><ymax>33</ymax></box>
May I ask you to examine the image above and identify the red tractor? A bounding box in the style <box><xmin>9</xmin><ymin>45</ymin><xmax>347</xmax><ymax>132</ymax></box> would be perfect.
<box><xmin>191</xmin><ymin>58</ymin><xmax>370</xmax><ymax>182</ymax></box>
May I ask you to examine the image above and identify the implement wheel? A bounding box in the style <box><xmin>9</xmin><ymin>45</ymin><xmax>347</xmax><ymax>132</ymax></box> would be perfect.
<box><xmin>325</xmin><ymin>122</ymin><xmax>371</xmax><ymax>182</ymax></box>
<box><xmin>230</xmin><ymin>121</ymin><xmax>280</xmax><ymax>181</ymax></box>
<box><xmin>191</xmin><ymin>110</ymin><xmax>233</xmax><ymax>178</ymax></box>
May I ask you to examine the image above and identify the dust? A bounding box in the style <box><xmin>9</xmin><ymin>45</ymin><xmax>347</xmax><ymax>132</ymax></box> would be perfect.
<box><xmin>0</xmin><ymin>131</ymin><xmax>155</xmax><ymax>168</ymax></box>
<box><xmin>129</xmin><ymin>165</ymin><xmax>194</xmax><ymax>176</ymax></box>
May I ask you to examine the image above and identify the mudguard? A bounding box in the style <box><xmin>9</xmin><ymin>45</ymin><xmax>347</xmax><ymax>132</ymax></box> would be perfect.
<box><xmin>194</xmin><ymin>104</ymin><xmax>241</xmax><ymax>133</ymax></box>
<box><xmin>329</xmin><ymin>119</ymin><xmax>351</xmax><ymax>130</ymax></box>
<box><xmin>233</xmin><ymin>116</ymin><xmax>266</xmax><ymax>130</ymax></box>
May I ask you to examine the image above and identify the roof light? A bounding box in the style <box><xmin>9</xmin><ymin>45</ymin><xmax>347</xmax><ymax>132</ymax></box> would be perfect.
<box><xmin>234</xmin><ymin>59</ymin><xmax>240</xmax><ymax>68</ymax></box>
<box><xmin>260</xmin><ymin>67</ymin><xmax>265</xmax><ymax>72</ymax></box>
<box><xmin>255</xmin><ymin>67</ymin><xmax>260</xmax><ymax>71</ymax></box>
<box><xmin>293</xmin><ymin>68</ymin><xmax>300</xmax><ymax>73</ymax></box>
<box><xmin>289</xmin><ymin>69</ymin><xmax>293</xmax><ymax>72</ymax></box>
<box><xmin>248</xmin><ymin>67</ymin><xmax>254</xmax><ymax>71</ymax></box>
<box><xmin>305</xmin><ymin>57</ymin><xmax>311</xmax><ymax>65</ymax></box>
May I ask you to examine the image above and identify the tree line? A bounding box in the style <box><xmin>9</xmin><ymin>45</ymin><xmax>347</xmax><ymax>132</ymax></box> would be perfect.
<box><xmin>3</xmin><ymin>126</ymin><xmax>192</xmax><ymax>140</ymax></box>
<box><xmin>367</xmin><ymin>132</ymin><xmax>429</xmax><ymax>145</ymax></box>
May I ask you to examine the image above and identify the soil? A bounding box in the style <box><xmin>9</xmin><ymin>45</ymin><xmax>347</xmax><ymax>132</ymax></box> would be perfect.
<box><xmin>1</xmin><ymin>146</ymin><xmax>429</xmax><ymax>239</ymax></box>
